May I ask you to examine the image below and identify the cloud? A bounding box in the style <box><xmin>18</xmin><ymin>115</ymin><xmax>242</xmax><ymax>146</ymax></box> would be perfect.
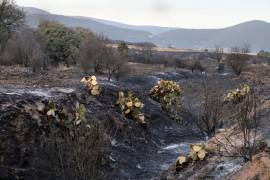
<box><xmin>152</xmin><ymin>0</ymin><xmax>171</xmax><ymax>14</ymax></box>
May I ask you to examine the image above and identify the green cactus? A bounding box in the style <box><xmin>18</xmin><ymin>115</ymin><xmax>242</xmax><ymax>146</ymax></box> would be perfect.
<box><xmin>225</xmin><ymin>84</ymin><xmax>252</xmax><ymax>104</ymax></box>
<box><xmin>116</xmin><ymin>91</ymin><xmax>145</xmax><ymax>125</ymax></box>
<box><xmin>81</xmin><ymin>75</ymin><xmax>101</xmax><ymax>96</ymax></box>
<box><xmin>150</xmin><ymin>80</ymin><xmax>183</xmax><ymax>122</ymax></box>
<box><xmin>47</xmin><ymin>100</ymin><xmax>56</xmax><ymax>117</ymax></box>
<box><xmin>75</xmin><ymin>102</ymin><xmax>87</xmax><ymax>125</ymax></box>
<box><xmin>175</xmin><ymin>143</ymin><xmax>212</xmax><ymax>169</ymax></box>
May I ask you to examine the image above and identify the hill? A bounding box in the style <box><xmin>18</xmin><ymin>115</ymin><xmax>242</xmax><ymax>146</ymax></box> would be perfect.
<box><xmin>23</xmin><ymin>7</ymin><xmax>270</xmax><ymax>51</ymax></box>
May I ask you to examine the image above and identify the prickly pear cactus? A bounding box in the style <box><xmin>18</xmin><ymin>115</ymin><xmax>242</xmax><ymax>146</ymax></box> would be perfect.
<box><xmin>75</xmin><ymin>102</ymin><xmax>87</xmax><ymax>125</ymax></box>
<box><xmin>47</xmin><ymin>100</ymin><xmax>56</xmax><ymax>117</ymax></box>
<box><xmin>81</xmin><ymin>75</ymin><xmax>101</xmax><ymax>96</ymax></box>
<box><xmin>225</xmin><ymin>84</ymin><xmax>252</xmax><ymax>104</ymax></box>
<box><xmin>150</xmin><ymin>80</ymin><xmax>182</xmax><ymax>104</ymax></box>
<box><xmin>150</xmin><ymin>80</ymin><xmax>183</xmax><ymax>122</ymax></box>
<box><xmin>189</xmin><ymin>144</ymin><xmax>208</xmax><ymax>161</ymax></box>
<box><xmin>116</xmin><ymin>91</ymin><xmax>145</xmax><ymax>125</ymax></box>
<box><xmin>175</xmin><ymin>143</ymin><xmax>211</xmax><ymax>169</ymax></box>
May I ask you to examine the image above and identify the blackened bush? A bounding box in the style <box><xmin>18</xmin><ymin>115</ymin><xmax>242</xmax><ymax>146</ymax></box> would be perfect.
<box><xmin>187</xmin><ymin>60</ymin><xmax>205</xmax><ymax>73</ymax></box>
<box><xmin>37</xmin><ymin>121</ymin><xmax>108</xmax><ymax>180</ymax></box>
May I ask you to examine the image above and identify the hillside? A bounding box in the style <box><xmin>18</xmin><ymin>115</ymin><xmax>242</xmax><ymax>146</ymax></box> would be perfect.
<box><xmin>153</xmin><ymin>20</ymin><xmax>270</xmax><ymax>51</ymax></box>
<box><xmin>23</xmin><ymin>7</ymin><xmax>270</xmax><ymax>51</ymax></box>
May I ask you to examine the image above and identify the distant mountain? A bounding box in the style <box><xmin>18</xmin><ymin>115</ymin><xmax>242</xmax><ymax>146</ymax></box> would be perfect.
<box><xmin>84</xmin><ymin>17</ymin><xmax>176</xmax><ymax>34</ymax></box>
<box><xmin>23</xmin><ymin>7</ymin><xmax>270</xmax><ymax>51</ymax></box>
<box><xmin>22</xmin><ymin>7</ymin><xmax>50</xmax><ymax>15</ymax></box>
<box><xmin>25</xmin><ymin>13</ymin><xmax>152</xmax><ymax>42</ymax></box>
<box><xmin>153</xmin><ymin>20</ymin><xmax>270</xmax><ymax>51</ymax></box>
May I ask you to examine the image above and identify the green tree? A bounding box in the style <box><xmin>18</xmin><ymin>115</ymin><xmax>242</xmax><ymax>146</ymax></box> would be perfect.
<box><xmin>0</xmin><ymin>0</ymin><xmax>25</xmax><ymax>51</ymax></box>
<box><xmin>117</xmin><ymin>41</ymin><xmax>128</xmax><ymax>57</ymax></box>
<box><xmin>36</xmin><ymin>20</ymin><xmax>82</xmax><ymax>67</ymax></box>
<box><xmin>257</xmin><ymin>50</ymin><xmax>270</xmax><ymax>58</ymax></box>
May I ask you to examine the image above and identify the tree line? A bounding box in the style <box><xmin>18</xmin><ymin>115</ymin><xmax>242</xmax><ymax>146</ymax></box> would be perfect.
<box><xmin>0</xmin><ymin>0</ymin><xmax>128</xmax><ymax>80</ymax></box>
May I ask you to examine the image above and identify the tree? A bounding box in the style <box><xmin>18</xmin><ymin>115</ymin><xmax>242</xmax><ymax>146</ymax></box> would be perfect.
<box><xmin>257</xmin><ymin>50</ymin><xmax>270</xmax><ymax>58</ymax></box>
<box><xmin>227</xmin><ymin>44</ymin><xmax>250</xmax><ymax>76</ymax></box>
<box><xmin>36</xmin><ymin>20</ymin><xmax>82</xmax><ymax>67</ymax></box>
<box><xmin>141</xmin><ymin>44</ymin><xmax>153</xmax><ymax>63</ymax></box>
<box><xmin>0</xmin><ymin>27</ymin><xmax>44</xmax><ymax>72</ymax></box>
<box><xmin>216</xmin><ymin>90</ymin><xmax>260</xmax><ymax>162</ymax></box>
<box><xmin>78</xmin><ymin>33</ymin><xmax>107</xmax><ymax>74</ymax></box>
<box><xmin>187</xmin><ymin>59</ymin><xmax>205</xmax><ymax>73</ymax></box>
<box><xmin>103</xmin><ymin>46</ymin><xmax>126</xmax><ymax>81</ymax></box>
<box><xmin>117</xmin><ymin>41</ymin><xmax>128</xmax><ymax>57</ymax></box>
<box><xmin>79</xmin><ymin>34</ymin><xmax>127</xmax><ymax>81</ymax></box>
<box><xmin>0</xmin><ymin>0</ymin><xmax>25</xmax><ymax>51</ymax></box>
<box><xmin>196</xmin><ymin>84</ymin><xmax>223</xmax><ymax>136</ymax></box>
<box><xmin>212</xmin><ymin>45</ymin><xmax>224</xmax><ymax>71</ymax></box>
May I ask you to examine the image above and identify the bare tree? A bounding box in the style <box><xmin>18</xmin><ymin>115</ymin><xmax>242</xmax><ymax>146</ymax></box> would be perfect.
<box><xmin>78</xmin><ymin>33</ymin><xmax>106</xmax><ymax>74</ymax></box>
<box><xmin>196</xmin><ymin>84</ymin><xmax>223</xmax><ymax>137</ymax></box>
<box><xmin>227</xmin><ymin>44</ymin><xmax>250</xmax><ymax>76</ymax></box>
<box><xmin>103</xmin><ymin>46</ymin><xmax>126</xmax><ymax>81</ymax></box>
<box><xmin>215</xmin><ymin>90</ymin><xmax>260</xmax><ymax>162</ymax></box>
<box><xmin>0</xmin><ymin>27</ymin><xmax>44</xmax><ymax>72</ymax></box>
<box><xmin>212</xmin><ymin>45</ymin><xmax>224</xmax><ymax>71</ymax></box>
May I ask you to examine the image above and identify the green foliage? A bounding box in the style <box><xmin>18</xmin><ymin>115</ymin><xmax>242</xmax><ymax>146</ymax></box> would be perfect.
<box><xmin>150</xmin><ymin>80</ymin><xmax>183</xmax><ymax>122</ymax></box>
<box><xmin>225</xmin><ymin>84</ymin><xmax>252</xmax><ymax>104</ymax></box>
<box><xmin>257</xmin><ymin>50</ymin><xmax>270</xmax><ymax>58</ymax></box>
<box><xmin>116</xmin><ymin>91</ymin><xmax>145</xmax><ymax>125</ymax></box>
<box><xmin>36</xmin><ymin>20</ymin><xmax>82</xmax><ymax>66</ymax></box>
<box><xmin>0</xmin><ymin>0</ymin><xmax>25</xmax><ymax>49</ymax></box>
<box><xmin>117</xmin><ymin>42</ymin><xmax>129</xmax><ymax>57</ymax></box>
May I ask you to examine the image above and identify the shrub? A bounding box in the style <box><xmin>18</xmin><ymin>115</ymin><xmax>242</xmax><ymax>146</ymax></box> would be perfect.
<box><xmin>257</xmin><ymin>50</ymin><xmax>270</xmax><ymax>58</ymax></box>
<box><xmin>196</xmin><ymin>85</ymin><xmax>223</xmax><ymax>136</ymax></box>
<box><xmin>187</xmin><ymin>60</ymin><xmax>205</xmax><ymax>73</ymax></box>
<box><xmin>216</xmin><ymin>89</ymin><xmax>260</xmax><ymax>162</ymax></box>
<box><xmin>116</xmin><ymin>91</ymin><xmax>145</xmax><ymax>125</ymax></box>
<box><xmin>150</xmin><ymin>80</ymin><xmax>184</xmax><ymax>122</ymax></box>
<box><xmin>81</xmin><ymin>76</ymin><xmax>101</xmax><ymax>96</ymax></box>
<box><xmin>38</xmin><ymin>102</ymin><xmax>107</xmax><ymax>180</ymax></box>
<box><xmin>226</xmin><ymin>45</ymin><xmax>250</xmax><ymax>76</ymax></box>
<box><xmin>117</xmin><ymin>41</ymin><xmax>129</xmax><ymax>57</ymax></box>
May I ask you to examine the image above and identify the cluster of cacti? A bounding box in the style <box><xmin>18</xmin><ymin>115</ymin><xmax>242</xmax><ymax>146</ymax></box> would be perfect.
<box><xmin>225</xmin><ymin>84</ymin><xmax>252</xmax><ymax>104</ymax></box>
<box><xmin>46</xmin><ymin>100</ymin><xmax>87</xmax><ymax>125</ymax></box>
<box><xmin>175</xmin><ymin>144</ymin><xmax>209</xmax><ymax>168</ymax></box>
<box><xmin>150</xmin><ymin>80</ymin><xmax>182</xmax><ymax>105</ymax></box>
<box><xmin>188</xmin><ymin>144</ymin><xmax>208</xmax><ymax>161</ymax></box>
<box><xmin>150</xmin><ymin>80</ymin><xmax>183</xmax><ymax>122</ymax></box>
<box><xmin>116</xmin><ymin>91</ymin><xmax>145</xmax><ymax>125</ymax></box>
<box><xmin>81</xmin><ymin>76</ymin><xmax>101</xmax><ymax>96</ymax></box>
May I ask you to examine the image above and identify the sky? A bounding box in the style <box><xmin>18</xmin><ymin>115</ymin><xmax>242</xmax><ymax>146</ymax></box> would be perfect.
<box><xmin>16</xmin><ymin>0</ymin><xmax>270</xmax><ymax>28</ymax></box>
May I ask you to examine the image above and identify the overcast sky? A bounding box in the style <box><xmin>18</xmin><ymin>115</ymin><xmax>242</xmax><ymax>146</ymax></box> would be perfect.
<box><xmin>16</xmin><ymin>0</ymin><xmax>270</xmax><ymax>28</ymax></box>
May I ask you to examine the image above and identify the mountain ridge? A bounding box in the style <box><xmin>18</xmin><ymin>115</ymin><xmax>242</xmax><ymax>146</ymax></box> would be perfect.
<box><xmin>23</xmin><ymin>7</ymin><xmax>270</xmax><ymax>51</ymax></box>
